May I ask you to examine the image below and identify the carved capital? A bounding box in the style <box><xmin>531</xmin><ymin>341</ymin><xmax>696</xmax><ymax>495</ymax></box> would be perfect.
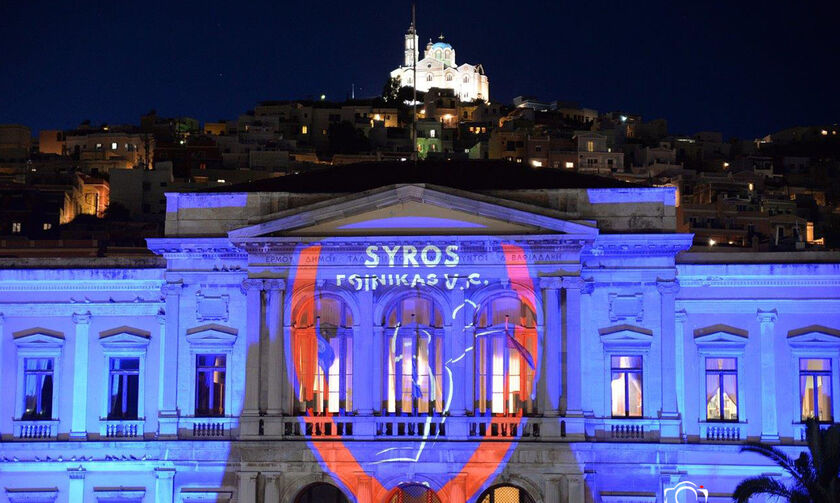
<box><xmin>561</xmin><ymin>276</ymin><xmax>586</xmax><ymax>290</ymax></box>
<box><xmin>675</xmin><ymin>309</ymin><xmax>688</xmax><ymax>323</ymax></box>
<box><xmin>539</xmin><ymin>277</ymin><xmax>563</xmax><ymax>290</ymax></box>
<box><xmin>757</xmin><ymin>309</ymin><xmax>778</xmax><ymax>324</ymax></box>
<box><xmin>241</xmin><ymin>279</ymin><xmax>265</xmax><ymax>294</ymax></box>
<box><xmin>264</xmin><ymin>279</ymin><xmax>286</xmax><ymax>292</ymax></box>
<box><xmin>67</xmin><ymin>466</ymin><xmax>86</xmax><ymax>479</ymax></box>
<box><xmin>72</xmin><ymin>312</ymin><xmax>92</xmax><ymax>325</ymax></box>
<box><xmin>656</xmin><ymin>279</ymin><xmax>680</xmax><ymax>296</ymax></box>
<box><xmin>156</xmin><ymin>310</ymin><xmax>167</xmax><ymax>326</ymax></box>
<box><xmin>161</xmin><ymin>282</ymin><xmax>184</xmax><ymax>297</ymax></box>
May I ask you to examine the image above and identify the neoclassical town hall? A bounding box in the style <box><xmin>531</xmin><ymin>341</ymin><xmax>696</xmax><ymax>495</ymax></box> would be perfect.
<box><xmin>1</xmin><ymin>164</ymin><xmax>839</xmax><ymax>503</ymax></box>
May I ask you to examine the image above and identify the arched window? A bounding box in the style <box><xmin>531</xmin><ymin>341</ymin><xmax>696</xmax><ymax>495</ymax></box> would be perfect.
<box><xmin>385</xmin><ymin>296</ymin><xmax>444</xmax><ymax>416</ymax></box>
<box><xmin>426</xmin><ymin>74</ymin><xmax>433</xmax><ymax>82</ymax></box>
<box><xmin>387</xmin><ymin>484</ymin><xmax>442</xmax><ymax>503</ymax></box>
<box><xmin>435</xmin><ymin>50</ymin><xmax>442</xmax><ymax>59</ymax></box>
<box><xmin>295</xmin><ymin>483</ymin><xmax>349</xmax><ymax>503</ymax></box>
<box><xmin>292</xmin><ymin>295</ymin><xmax>353</xmax><ymax>415</ymax></box>
<box><xmin>474</xmin><ymin>296</ymin><xmax>537</xmax><ymax>415</ymax></box>
<box><xmin>477</xmin><ymin>485</ymin><xmax>535</xmax><ymax>503</ymax></box>
<box><xmin>445</xmin><ymin>74</ymin><xmax>453</xmax><ymax>82</ymax></box>
<box><xmin>445</xmin><ymin>49</ymin><xmax>451</xmax><ymax>59</ymax></box>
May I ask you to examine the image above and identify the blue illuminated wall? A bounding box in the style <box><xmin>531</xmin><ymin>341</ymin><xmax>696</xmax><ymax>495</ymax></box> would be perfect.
<box><xmin>0</xmin><ymin>184</ymin><xmax>838</xmax><ymax>503</ymax></box>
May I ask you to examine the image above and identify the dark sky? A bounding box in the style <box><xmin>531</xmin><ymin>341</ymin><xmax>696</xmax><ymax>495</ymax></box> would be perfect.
<box><xmin>1</xmin><ymin>1</ymin><xmax>836</xmax><ymax>139</ymax></box>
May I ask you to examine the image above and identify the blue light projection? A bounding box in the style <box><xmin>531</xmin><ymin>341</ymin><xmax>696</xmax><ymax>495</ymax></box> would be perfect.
<box><xmin>338</xmin><ymin>216</ymin><xmax>488</xmax><ymax>229</ymax></box>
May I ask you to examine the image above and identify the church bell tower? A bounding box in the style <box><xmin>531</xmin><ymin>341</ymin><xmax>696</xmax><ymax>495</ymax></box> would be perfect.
<box><xmin>404</xmin><ymin>24</ymin><xmax>419</xmax><ymax>68</ymax></box>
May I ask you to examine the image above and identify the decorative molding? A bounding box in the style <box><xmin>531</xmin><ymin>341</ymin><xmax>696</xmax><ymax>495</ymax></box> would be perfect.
<box><xmin>13</xmin><ymin>328</ymin><xmax>65</xmax><ymax>349</ymax></box>
<box><xmin>264</xmin><ymin>279</ymin><xmax>286</xmax><ymax>291</ymax></box>
<box><xmin>67</xmin><ymin>467</ymin><xmax>86</xmax><ymax>479</ymax></box>
<box><xmin>0</xmin><ymin>302</ymin><xmax>163</xmax><ymax>317</ymax></box>
<box><xmin>240</xmin><ymin>279</ymin><xmax>264</xmax><ymax>294</ymax></box>
<box><xmin>185</xmin><ymin>324</ymin><xmax>238</xmax><ymax>347</ymax></box>
<box><xmin>608</xmin><ymin>293</ymin><xmax>644</xmax><ymax>323</ymax></box>
<box><xmin>99</xmin><ymin>327</ymin><xmax>152</xmax><ymax>350</ymax></box>
<box><xmin>678</xmin><ymin>275</ymin><xmax>840</xmax><ymax>288</ymax></box>
<box><xmin>599</xmin><ymin>324</ymin><xmax>653</xmax><ymax>350</ymax></box>
<box><xmin>161</xmin><ymin>282</ymin><xmax>185</xmax><ymax>297</ymax></box>
<box><xmin>93</xmin><ymin>487</ymin><xmax>146</xmax><ymax>502</ymax></box>
<box><xmin>179</xmin><ymin>489</ymin><xmax>233</xmax><ymax>503</ymax></box>
<box><xmin>787</xmin><ymin>325</ymin><xmax>840</xmax><ymax>349</ymax></box>
<box><xmin>0</xmin><ymin>281</ymin><xmax>164</xmax><ymax>292</ymax></box>
<box><xmin>195</xmin><ymin>292</ymin><xmax>230</xmax><ymax>322</ymax></box>
<box><xmin>538</xmin><ymin>277</ymin><xmax>563</xmax><ymax>290</ymax></box>
<box><xmin>656</xmin><ymin>279</ymin><xmax>680</xmax><ymax>295</ymax></box>
<box><xmin>4</xmin><ymin>489</ymin><xmax>59</xmax><ymax>503</ymax></box>
<box><xmin>694</xmin><ymin>324</ymin><xmax>749</xmax><ymax>349</ymax></box>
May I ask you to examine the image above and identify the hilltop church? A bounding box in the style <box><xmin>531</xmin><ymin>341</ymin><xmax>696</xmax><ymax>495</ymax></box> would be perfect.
<box><xmin>390</xmin><ymin>23</ymin><xmax>490</xmax><ymax>102</ymax></box>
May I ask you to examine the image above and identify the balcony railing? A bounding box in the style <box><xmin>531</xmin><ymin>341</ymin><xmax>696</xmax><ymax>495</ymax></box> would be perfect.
<box><xmin>700</xmin><ymin>422</ymin><xmax>745</xmax><ymax>442</ymax></box>
<box><xmin>14</xmin><ymin>419</ymin><xmax>59</xmax><ymax>440</ymax></box>
<box><xmin>592</xmin><ymin>418</ymin><xmax>660</xmax><ymax>441</ymax></box>
<box><xmin>795</xmin><ymin>422</ymin><xmax>833</xmax><ymax>442</ymax></box>
<box><xmin>179</xmin><ymin>417</ymin><xmax>237</xmax><ymax>439</ymax></box>
<box><xmin>101</xmin><ymin>419</ymin><xmax>145</xmax><ymax>439</ymax></box>
<box><xmin>376</xmin><ymin>417</ymin><xmax>446</xmax><ymax>438</ymax></box>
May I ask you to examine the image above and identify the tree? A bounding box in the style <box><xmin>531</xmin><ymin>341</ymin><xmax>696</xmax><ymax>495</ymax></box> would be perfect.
<box><xmin>382</xmin><ymin>76</ymin><xmax>401</xmax><ymax>103</ymax></box>
<box><xmin>733</xmin><ymin>419</ymin><xmax>840</xmax><ymax>503</ymax></box>
<box><xmin>327</xmin><ymin>121</ymin><xmax>369</xmax><ymax>155</ymax></box>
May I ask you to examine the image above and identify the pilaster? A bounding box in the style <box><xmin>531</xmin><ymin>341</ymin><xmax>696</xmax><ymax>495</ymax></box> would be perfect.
<box><xmin>70</xmin><ymin>312</ymin><xmax>91</xmax><ymax>439</ymax></box>
<box><xmin>265</xmin><ymin>280</ymin><xmax>285</xmax><ymax>416</ymax></box>
<box><xmin>242</xmin><ymin>279</ymin><xmax>264</xmax><ymax>418</ymax></box>
<box><xmin>68</xmin><ymin>467</ymin><xmax>86</xmax><ymax>502</ymax></box>
<box><xmin>263</xmin><ymin>472</ymin><xmax>281</xmax><ymax>503</ymax></box>
<box><xmin>155</xmin><ymin>467</ymin><xmax>175</xmax><ymax>503</ymax></box>
<box><xmin>758</xmin><ymin>308</ymin><xmax>779</xmax><ymax>442</ymax></box>
<box><xmin>237</xmin><ymin>472</ymin><xmax>258</xmax><ymax>503</ymax></box>
<box><xmin>159</xmin><ymin>282</ymin><xmax>183</xmax><ymax>437</ymax></box>
<box><xmin>540</xmin><ymin>277</ymin><xmax>562</xmax><ymax>417</ymax></box>
<box><xmin>657</xmin><ymin>280</ymin><xmax>681</xmax><ymax>441</ymax></box>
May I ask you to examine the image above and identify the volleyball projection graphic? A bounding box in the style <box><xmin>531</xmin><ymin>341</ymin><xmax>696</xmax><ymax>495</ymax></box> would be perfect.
<box><xmin>286</xmin><ymin>239</ymin><xmax>542</xmax><ymax>502</ymax></box>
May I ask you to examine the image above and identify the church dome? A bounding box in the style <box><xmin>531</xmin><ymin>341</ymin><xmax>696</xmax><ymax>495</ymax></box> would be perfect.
<box><xmin>430</xmin><ymin>41</ymin><xmax>452</xmax><ymax>50</ymax></box>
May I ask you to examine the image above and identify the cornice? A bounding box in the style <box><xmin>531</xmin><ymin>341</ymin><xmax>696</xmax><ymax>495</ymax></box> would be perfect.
<box><xmin>0</xmin><ymin>280</ymin><xmax>164</xmax><ymax>292</ymax></box>
<box><xmin>678</xmin><ymin>275</ymin><xmax>840</xmax><ymax>288</ymax></box>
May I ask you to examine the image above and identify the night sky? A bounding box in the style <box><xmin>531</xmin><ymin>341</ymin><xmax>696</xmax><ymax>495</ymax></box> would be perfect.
<box><xmin>1</xmin><ymin>0</ymin><xmax>836</xmax><ymax>139</ymax></box>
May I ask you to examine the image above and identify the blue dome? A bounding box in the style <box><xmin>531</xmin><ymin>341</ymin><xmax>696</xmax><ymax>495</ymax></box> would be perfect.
<box><xmin>431</xmin><ymin>42</ymin><xmax>452</xmax><ymax>50</ymax></box>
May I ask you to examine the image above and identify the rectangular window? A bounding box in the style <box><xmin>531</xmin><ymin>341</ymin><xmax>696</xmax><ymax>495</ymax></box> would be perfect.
<box><xmin>301</xmin><ymin>125</ymin><xmax>308</xmax><ymax>134</ymax></box>
<box><xmin>42</xmin><ymin>223</ymin><xmax>52</xmax><ymax>231</ymax></box>
<box><xmin>800</xmin><ymin>358</ymin><xmax>832</xmax><ymax>422</ymax></box>
<box><xmin>108</xmin><ymin>358</ymin><xmax>140</xmax><ymax>419</ymax></box>
<box><xmin>611</xmin><ymin>356</ymin><xmax>642</xmax><ymax>417</ymax></box>
<box><xmin>12</xmin><ymin>222</ymin><xmax>21</xmax><ymax>233</ymax></box>
<box><xmin>22</xmin><ymin>358</ymin><xmax>54</xmax><ymax>420</ymax></box>
<box><xmin>195</xmin><ymin>354</ymin><xmax>226</xmax><ymax>417</ymax></box>
<box><xmin>586</xmin><ymin>140</ymin><xmax>595</xmax><ymax>152</ymax></box>
<box><xmin>111</xmin><ymin>142</ymin><xmax>118</xmax><ymax>150</ymax></box>
<box><xmin>705</xmin><ymin>357</ymin><xmax>738</xmax><ymax>421</ymax></box>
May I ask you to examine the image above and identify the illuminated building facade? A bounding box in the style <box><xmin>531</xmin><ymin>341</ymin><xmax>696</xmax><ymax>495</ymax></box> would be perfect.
<box><xmin>1</xmin><ymin>173</ymin><xmax>839</xmax><ymax>503</ymax></box>
<box><xmin>391</xmin><ymin>26</ymin><xmax>489</xmax><ymax>102</ymax></box>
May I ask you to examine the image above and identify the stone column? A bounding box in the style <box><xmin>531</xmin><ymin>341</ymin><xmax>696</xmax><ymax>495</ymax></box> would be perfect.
<box><xmin>68</xmin><ymin>467</ymin><xmax>85</xmax><ymax>502</ymax></box>
<box><xmin>758</xmin><ymin>309</ymin><xmax>779</xmax><ymax>442</ymax></box>
<box><xmin>242</xmin><ymin>279</ymin><xmax>264</xmax><ymax>417</ymax></box>
<box><xmin>540</xmin><ymin>278</ymin><xmax>562</xmax><ymax>417</ymax></box>
<box><xmin>263</xmin><ymin>472</ymin><xmax>281</xmax><ymax>503</ymax></box>
<box><xmin>567</xmin><ymin>474</ymin><xmax>586</xmax><ymax>503</ymax></box>
<box><xmin>266</xmin><ymin>280</ymin><xmax>285</xmax><ymax>416</ymax></box>
<box><xmin>355</xmin><ymin>290</ymin><xmax>374</xmax><ymax>416</ymax></box>
<box><xmin>372</xmin><ymin>325</ymin><xmax>384</xmax><ymax>413</ymax></box>
<box><xmin>155</xmin><ymin>468</ymin><xmax>175</xmax><ymax>503</ymax></box>
<box><xmin>356</xmin><ymin>475</ymin><xmax>373</xmax><ymax>503</ymax></box>
<box><xmin>448</xmin><ymin>473</ymin><xmax>466</xmax><ymax>503</ymax></box>
<box><xmin>562</xmin><ymin>277</ymin><xmax>584</xmax><ymax>417</ymax></box>
<box><xmin>0</xmin><ymin>313</ymin><xmax>5</xmax><ymax>424</ymax></box>
<box><xmin>657</xmin><ymin>280</ymin><xmax>680</xmax><ymax>424</ymax></box>
<box><xmin>463</xmin><ymin>325</ymin><xmax>475</xmax><ymax>417</ymax></box>
<box><xmin>70</xmin><ymin>312</ymin><xmax>91</xmax><ymax>439</ymax></box>
<box><xmin>237</xmin><ymin>472</ymin><xmax>258</xmax><ymax>503</ymax></box>
<box><xmin>544</xmin><ymin>476</ymin><xmax>562</xmax><ymax>503</ymax></box>
<box><xmin>159</xmin><ymin>282</ymin><xmax>183</xmax><ymax>437</ymax></box>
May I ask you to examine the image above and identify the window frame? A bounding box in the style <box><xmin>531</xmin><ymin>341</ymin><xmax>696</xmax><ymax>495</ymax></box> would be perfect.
<box><xmin>787</xmin><ymin>327</ymin><xmax>840</xmax><ymax>426</ymax></box>
<box><xmin>799</xmin><ymin>358</ymin><xmax>833</xmax><ymax>423</ymax></box>
<box><xmin>693</xmin><ymin>326</ymin><xmax>748</xmax><ymax>426</ymax></box>
<box><xmin>599</xmin><ymin>325</ymin><xmax>652</xmax><ymax>419</ymax></box>
<box><xmin>703</xmin><ymin>357</ymin><xmax>739</xmax><ymax>422</ymax></box>
<box><xmin>99</xmin><ymin>329</ymin><xmax>150</xmax><ymax>422</ymax></box>
<box><xmin>14</xmin><ymin>330</ymin><xmax>65</xmax><ymax>422</ymax></box>
<box><xmin>184</xmin><ymin>325</ymin><xmax>238</xmax><ymax>418</ymax></box>
<box><xmin>609</xmin><ymin>355</ymin><xmax>644</xmax><ymax>418</ymax></box>
<box><xmin>194</xmin><ymin>353</ymin><xmax>227</xmax><ymax>417</ymax></box>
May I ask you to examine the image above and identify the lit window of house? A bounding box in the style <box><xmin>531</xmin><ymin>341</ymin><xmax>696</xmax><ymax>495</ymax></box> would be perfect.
<box><xmin>22</xmin><ymin>358</ymin><xmax>54</xmax><ymax>420</ymax></box>
<box><xmin>705</xmin><ymin>357</ymin><xmax>738</xmax><ymax>421</ymax></box>
<box><xmin>108</xmin><ymin>358</ymin><xmax>140</xmax><ymax>419</ymax></box>
<box><xmin>195</xmin><ymin>354</ymin><xmax>226</xmax><ymax>417</ymax></box>
<box><xmin>111</xmin><ymin>142</ymin><xmax>118</xmax><ymax>150</ymax></box>
<box><xmin>385</xmin><ymin>296</ymin><xmax>444</xmax><ymax>415</ymax></box>
<box><xmin>301</xmin><ymin>125</ymin><xmax>308</xmax><ymax>134</ymax></box>
<box><xmin>800</xmin><ymin>358</ymin><xmax>832</xmax><ymax>422</ymax></box>
<box><xmin>565</xmin><ymin>161</ymin><xmax>574</xmax><ymax>169</ymax></box>
<box><xmin>12</xmin><ymin>222</ymin><xmax>21</xmax><ymax>233</ymax></box>
<box><xmin>475</xmin><ymin>297</ymin><xmax>537</xmax><ymax>416</ymax></box>
<box><xmin>43</xmin><ymin>223</ymin><xmax>51</xmax><ymax>231</ymax></box>
<box><xmin>611</xmin><ymin>356</ymin><xmax>643</xmax><ymax>417</ymax></box>
<box><xmin>586</xmin><ymin>140</ymin><xmax>595</xmax><ymax>152</ymax></box>
<box><xmin>292</xmin><ymin>296</ymin><xmax>353</xmax><ymax>415</ymax></box>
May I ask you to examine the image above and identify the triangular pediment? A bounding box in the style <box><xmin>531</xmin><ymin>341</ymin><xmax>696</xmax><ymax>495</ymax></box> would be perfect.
<box><xmin>694</xmin><ymin>324</ymin><xmax>749</xmax><ymax>349</ymax></box>
<box><xmin>599</xmin><ymin>324</ymin><xmax>653</xmax><ymax>350</ymax></box>
<box><xmin>229</xmin><ymin>185</ymin><xmax>597</xmax><ymax>238</ymax></box>
<box><xmin>788</xmin><ymin>325</ymin><xmax>840</xmax><ymax>348</ymax></box>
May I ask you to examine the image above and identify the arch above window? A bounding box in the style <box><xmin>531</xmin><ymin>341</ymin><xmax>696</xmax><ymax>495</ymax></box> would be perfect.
<box><xmin>295</xmin><ymin>295</ymin><xmax>353</xmax><ymax>329</ymax></box>
<box><xmin>387</xmin><ymin>484</ymin><xmax>442</xmax><ymax>503</ymax></box>
<box><xmin>477</xmin><ymin>484</ymin><xmax>536</xmax><ymax>503</ymax></box>
<box><xmin>294</xmin><ymin>483</ymin><xmax>349</xmax><ymax>503</ymax></box>
<box><xmin>385</xmin><ymin>295</ymin><xmax>443</xmax><ymax>328</ymax></box>
<box><xmin>476</xmin><ymin>296</ymin><xmax>536</xmax><ymax>328</ymax></box>
<box><xmin>426</xmin><ymin>74</ymin><xmax>433</xmax><ymax>82</ymax></box>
